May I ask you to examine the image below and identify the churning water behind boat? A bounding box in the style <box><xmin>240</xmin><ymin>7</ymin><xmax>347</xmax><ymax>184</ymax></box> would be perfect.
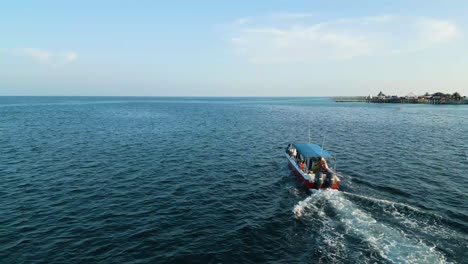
<box><xmin>294</xmin><ymin>190</ymin><xmax>452</xmax><ymax>263</ymax></box>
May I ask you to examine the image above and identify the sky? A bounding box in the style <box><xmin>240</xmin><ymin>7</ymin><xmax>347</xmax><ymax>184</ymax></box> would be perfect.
<box><xmin>1</xmin><ymin>0</ymin><xmax>468</xmax><ymax>96</ymax></box>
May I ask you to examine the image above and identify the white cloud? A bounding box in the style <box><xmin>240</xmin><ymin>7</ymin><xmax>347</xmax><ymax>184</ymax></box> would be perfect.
<box><xmin>22</xmin><ymin>48</ymin><xmax>51</xmax><ymax>61</ymax></box>
<box><xmin>227</xmin><ymin>14</ymin><xmax>460</xmax><ymax>63</ymax></box>
<box><xmin>17</xmin><ymin>48</ymin><xmax>79</xmax><ymax>64</ymax></box>
<box><xmin>64</xmin><ymin>52</ymin><xmax>78</xmax><ymax>62</ymax></box>
<box><xmin>416</xmin><ymin>18</ymin><xmax>460</xmax><ymax>43</ymax></box>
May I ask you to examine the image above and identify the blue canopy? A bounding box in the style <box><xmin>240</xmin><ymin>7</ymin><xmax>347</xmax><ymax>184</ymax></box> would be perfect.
<box><xmin>293</xmin><ymin>143</ymin><xmax>333</xmax><ymax>159</ymax></box>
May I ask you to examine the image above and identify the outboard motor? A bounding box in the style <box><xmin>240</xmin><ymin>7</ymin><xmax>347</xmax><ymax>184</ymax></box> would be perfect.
<box><xmin>315</xmin><ymin>172</ymin><xmax>325</xmax><ymax>189</ymax></box>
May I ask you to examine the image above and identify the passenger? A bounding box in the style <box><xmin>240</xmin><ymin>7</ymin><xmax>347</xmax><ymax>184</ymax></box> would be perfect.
<box><xmin>291</xmin><ymin>148</ymin><xmax>297</xmax><ymax>159</ymax></box>
<box><xmin>299</xmin><ymin>159</ymin><xmax>306</xmax><ymax>172</ymax></box>
<box><xmin>312</xmin><ymin>157</ymin><xmax>336</xmax><ymax>189</ymax></box>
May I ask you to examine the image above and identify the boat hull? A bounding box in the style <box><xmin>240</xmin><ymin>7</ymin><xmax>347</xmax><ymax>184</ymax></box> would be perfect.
<box><xmin>287</xmin><ymin>155</ymin><xmax>340</xmax><ymax>190</ymax></box>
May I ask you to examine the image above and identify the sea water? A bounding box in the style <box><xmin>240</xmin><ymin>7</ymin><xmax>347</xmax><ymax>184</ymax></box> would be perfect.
<box><xmin>1</xmin><ymin>96</ymin><xmax>467</xmax><ymax>263</ymax></box>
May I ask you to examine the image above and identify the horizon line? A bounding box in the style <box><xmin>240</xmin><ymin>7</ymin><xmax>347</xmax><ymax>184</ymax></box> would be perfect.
<box><xmin>0</xmin><ymin>95</ymin><xmax>354</xmax><ymax>98</ymax></box>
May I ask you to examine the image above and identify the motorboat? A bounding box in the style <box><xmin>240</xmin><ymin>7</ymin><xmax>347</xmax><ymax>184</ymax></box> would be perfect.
<box><xmin>286</xmin><ymin>143</ymin><xmax>340</xmax><ymax>190</ymax></box>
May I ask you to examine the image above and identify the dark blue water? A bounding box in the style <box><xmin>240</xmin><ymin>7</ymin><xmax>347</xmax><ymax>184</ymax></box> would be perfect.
<box><xmin>1</xmin><ymin>97</ymin><xmax>467</xmax><ymax>263</ymax></box>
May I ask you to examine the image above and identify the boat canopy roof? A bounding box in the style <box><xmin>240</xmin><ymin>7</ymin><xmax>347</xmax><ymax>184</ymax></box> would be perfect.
<box><xmin>293</xmin><ymin>143</ymin><xmax>333</xmax><ymax>159</ymax></box>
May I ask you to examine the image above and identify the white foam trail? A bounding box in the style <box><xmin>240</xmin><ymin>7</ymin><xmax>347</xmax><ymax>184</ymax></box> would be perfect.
<box><xmin>294</xmin><ymin>190</ymin><xmax>449</xmax><ymax>264</ymax></box>
<box><xmin>293</xmin><ymin>195</ymin><xmax>321</xmax><ymax>218</ymax></box>
<box><xmin>342</xmin><ymin>191</ymin><xmax>460</xmax><ymax>241</ymax></box>
<box><xmin>342</xmin><ymin>191</ymin><xmax>423</xmax><ymax>213</ymax></box>
<box><xmin>288</xmin><ymin>186</ymin><xmax>302</xmax><ymax>198</ymax></box>
<box><xmin>293</xmin><ymin>192</ymin><xmax>349</xmax><ymax>263</ymax></box>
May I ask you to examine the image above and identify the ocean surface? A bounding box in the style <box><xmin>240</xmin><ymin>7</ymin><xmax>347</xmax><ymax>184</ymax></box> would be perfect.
<box><xmin>1</xmin><ymin>96</ymin><xmax>467</xmax><ymax>264</ymax></box>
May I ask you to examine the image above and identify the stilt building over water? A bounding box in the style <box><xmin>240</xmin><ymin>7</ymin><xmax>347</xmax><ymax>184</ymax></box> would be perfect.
<box><xmin>366</xmin><ymin>91</ymin><xmax>467</xmax><ymax>104</ymax></box>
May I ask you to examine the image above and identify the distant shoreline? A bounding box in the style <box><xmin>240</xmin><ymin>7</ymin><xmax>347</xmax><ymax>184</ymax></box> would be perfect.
<box><xmin>333</xmin><ymin>95</ymin><xmax>468</xmax><ymax>105</ymax></box>
<box><xmin>333</xmin><ymin>96</ymin><xmax>367</xmax><ymax>102</ymax></box>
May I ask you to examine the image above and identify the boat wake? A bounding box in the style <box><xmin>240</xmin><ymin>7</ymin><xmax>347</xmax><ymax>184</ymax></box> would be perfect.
<box><xmin>293</xmin><ymin>190</ymin><xmax>449</xmax><ymax>264</ymax></box>
<box><xmin>341</xmin><ymin>191</ymin><xmax>462</xmax><ymax>242</ymax></box>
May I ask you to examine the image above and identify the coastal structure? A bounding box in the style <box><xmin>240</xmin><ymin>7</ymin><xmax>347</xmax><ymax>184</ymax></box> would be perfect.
<box><xmin>366</xmin><ymin>91</ymin><xmax>467</xmax><ymax>104</ymax></box>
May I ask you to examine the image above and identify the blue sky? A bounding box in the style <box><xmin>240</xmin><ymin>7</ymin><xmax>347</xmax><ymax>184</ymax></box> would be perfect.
<box><xmin>1</xmin><ymin>0</ymin><xmax>467</xmax><ymax>96</ymax></box>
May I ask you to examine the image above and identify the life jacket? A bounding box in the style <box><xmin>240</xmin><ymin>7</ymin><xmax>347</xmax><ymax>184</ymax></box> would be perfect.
<box><xmin>299</xmin><ymin>162</ymin><xmax>305</xmax><ymax>171</ymax></box>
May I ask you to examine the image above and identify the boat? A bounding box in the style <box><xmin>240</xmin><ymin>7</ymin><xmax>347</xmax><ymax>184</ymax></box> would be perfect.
<box><xmin>285</xmin><ymin>143</ymin><xmax>341</xmax><ymax>190</ymax></box>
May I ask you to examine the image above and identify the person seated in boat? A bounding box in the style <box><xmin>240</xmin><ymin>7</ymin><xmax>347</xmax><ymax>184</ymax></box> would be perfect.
<box><xmin>290</xmin><ymin>148</ymin><xmax>297</xmax><ymax>158</ymax></box>
<box><xmin>312</xmin><ymin>157</ymin><xmax>336</xmax><ymax>189</ymax></box>
<box><xmin>299</xmin><ymin>159</ymin><xmax>306</xmax><ymax>172</ymax></box>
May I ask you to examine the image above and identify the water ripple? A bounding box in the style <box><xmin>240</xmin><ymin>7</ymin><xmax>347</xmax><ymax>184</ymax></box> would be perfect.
<box><xmin>0</xmin><ymin>97</ymin><xmax>467</xmax><ymax>263</ymax></box>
